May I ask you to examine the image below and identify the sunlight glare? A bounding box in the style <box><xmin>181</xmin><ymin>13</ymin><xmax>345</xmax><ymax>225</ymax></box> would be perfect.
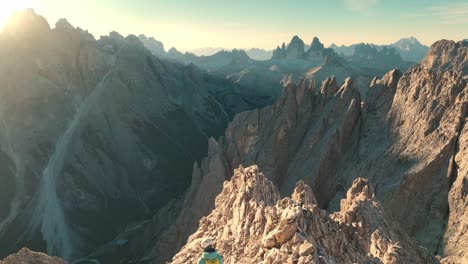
<box><xmin>0</xmin><ymin>0</ymin><xmax>37</xmax><ymax>31</ymax></box>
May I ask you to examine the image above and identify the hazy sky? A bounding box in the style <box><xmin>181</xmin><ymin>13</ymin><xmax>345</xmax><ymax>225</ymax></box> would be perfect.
<box><xmin>5</xmin><ymin>0</ymin><xmax>468</xmax><ymax>51</ymax></box>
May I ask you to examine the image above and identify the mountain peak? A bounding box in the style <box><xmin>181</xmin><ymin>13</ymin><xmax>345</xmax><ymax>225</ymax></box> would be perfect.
<box><xmin>421</xmin><ymin>39</ymin><xmax>468</xmax><ymax>75</ymax></box>
<box><xmin>272</xmin><ymin>37</ymin><xmax>306</xmax><ymax>60</ymax></box>
<box><xmin>55</xmin><ymin>18</ymin><xmax>74</xmax><ymax>30</ymax></box>
<box><xmin>309</xmin><ymin>36</ymin><xmax>324</xmax><ymax>52</ymax></box>
<box><xmin>171</xmin><ymin>166</ymin><xmax>437</xmax><ymax>264</ymax></box>
<box><xmin>138</xmin><ymin>34</ymin><xmax>165</xmax><ymax>55</ymax></box>
<box><xmin>109</xmin><ymin>31</ymin><xmax>124</xmax><ymax>40</ymax></box>
<box><xmin>394</xmin><ymin>36</ymin><xmax>423</xmax><ymax>46</ymax></box>
<box><xmin>138</xmin><ymin>33</ymin><xmax>148</xmax><ymax>40</ymax></box>
<box><xmin>290</xmin><ymin>35</ymin><xmax>303</xmax><ymax>44</ymax></box>
<box><xmin>2</xmin><ymin>8</ymin><xmax>50</xmax><ymax>36</ymax></box>
<box><xmin>168</xmin><ymin>47</ymin><xmax>183</xmax><ymax>56</ymax></box>
<box><xmin>408</xmin><ymin>36</ymin><xmax>419</xmax><ymax>43</ymax></box>
<box><xmin>285</xmin><ymin>36</ymin><xmax>305</xmax><ymax>59</ymax></box>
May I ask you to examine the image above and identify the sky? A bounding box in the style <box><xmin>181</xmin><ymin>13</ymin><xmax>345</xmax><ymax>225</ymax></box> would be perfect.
<box><xmin>1</xmin><ymin>0</ymin><xmax>467</xmax><ymax>52</ymax></box>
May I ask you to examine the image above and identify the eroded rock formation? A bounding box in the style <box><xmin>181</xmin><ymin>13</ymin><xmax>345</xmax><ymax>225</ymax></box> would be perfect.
<box><xmin>171</xmin><ymin>166</ymin><xmax>437</xmax><ymax>264</ymax></box>
<box><xmin>154</xmin><ymin>39</ymin><xmax>468</xmax><ymax>263</ymax></box>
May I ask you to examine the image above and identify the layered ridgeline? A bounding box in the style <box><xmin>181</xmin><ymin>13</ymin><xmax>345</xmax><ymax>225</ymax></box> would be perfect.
<box><xmin>154</xmin><ymin>40</ymin><xmax>467</xmax><ymax>263</ymax></box>
<box><xmin>172</xmin><ymin>166</ymin><xmax>437</xmax><ymax>264</ymax></box>
<box><xmin>141</xmin><ymin>35</ymin><xmax>415</xmax><ymax>99</ymax></box>
<box><xmin>0</xmin><ymin>9</ymin><xmax>271</xmax><ymax>261</ymax></box>
<box><xmin>330</xmin><ymin>37</ymin><xmax>430</xmax><ymax>62</ymax></box>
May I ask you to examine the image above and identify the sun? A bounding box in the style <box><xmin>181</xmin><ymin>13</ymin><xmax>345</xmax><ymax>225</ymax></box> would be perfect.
<box><xmin>0</xmin><ymin>0</ymin><xmax>37</xmax><ymax>31</ymax></box>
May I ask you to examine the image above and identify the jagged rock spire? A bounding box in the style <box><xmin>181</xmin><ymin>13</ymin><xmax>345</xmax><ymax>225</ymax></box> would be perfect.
<box><xmin>171</xmin><ymin>166</ymin><xmax>437</xmax><ymax>264</ymax></box>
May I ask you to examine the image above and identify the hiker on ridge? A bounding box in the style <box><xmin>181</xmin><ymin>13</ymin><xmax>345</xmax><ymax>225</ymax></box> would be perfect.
<box><xmin>198</xmin><ymin>237</ymin><xmax>224</xmax><ymax>264</ymax></box>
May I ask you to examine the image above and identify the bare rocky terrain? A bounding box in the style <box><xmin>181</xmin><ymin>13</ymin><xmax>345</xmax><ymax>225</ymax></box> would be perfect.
<box><xmin>0</xmin><ymin>8</ymin><xmax>466</xmax><ymax>264</ymax></box>
<box><xmin>0</xmin><ymin>248</ymin><xmax>66</xmax><ymax>264</ymax></box>
<box><xmin>151</xmin><ymin>40</ymin><xmax>468</xmax><ymax>264</ymax></box>
<box><xmin>171</xmin><ymin>165</ymin><xmax>437</xmax><ymax>264</ymax></box>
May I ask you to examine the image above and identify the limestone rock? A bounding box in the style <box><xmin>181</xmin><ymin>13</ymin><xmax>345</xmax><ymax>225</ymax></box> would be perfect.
<box><xmin>159</xmin><ymin>39</ymin><xmax>468</xmax><ymax>263</ymax></box>
<box><xmin>421</xmin><ymin>40</ymin><xmax>467</xmax><ymax>75</ymax></box>
<box><xmin>0</xmin><ymin>248</ymin><xmax>66</xmax><ymax>264</ymax></box>
<box><xmin>286</xmin><ymin>36</ymin><xmax>306</xmax><ymax>60</ymax></box>
<box><xmin>441</xmin><ymin>104</ymin><xmax>468</xmax><ymax>264</ymax></box>
<box><xmin>171</xmin><ymin>166</ymin><xmax>437</xmax><ymax>264</ymax></box>
<box><xmin>309</xmin><ymin>37</ymin><xmax>325</xmax><ymax>52</ymax></box>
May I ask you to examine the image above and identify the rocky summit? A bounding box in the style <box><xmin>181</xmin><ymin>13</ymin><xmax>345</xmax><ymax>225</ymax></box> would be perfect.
<box><xmin>171</xmin><ymin>165</ymin><xmax>437</xmax><ymax>264</ymax></box>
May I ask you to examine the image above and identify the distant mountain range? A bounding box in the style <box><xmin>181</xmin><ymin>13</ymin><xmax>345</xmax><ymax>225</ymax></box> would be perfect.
<box><xmin>187</xmin><ymin>47</ymin><xmax>224</xmax><ymax>56</ymax></box>
<box><xmin>137</xmin><ymin>35</ymin><xmax>415</xmax><ymax>101</ymax></box>
<box><xmin>330</xmin><ymin>37</ymin><xmax>430</xmax><ymax>62</ymax></box>
<box><xmin>146</xmin><ymin>36</ymin><xmax>430</xmax><ymax>62</ymax></box>
<box><xmin>185</xmin><ymin>47</ymin><xmax>273</xmax><ymax>61</ymax></box>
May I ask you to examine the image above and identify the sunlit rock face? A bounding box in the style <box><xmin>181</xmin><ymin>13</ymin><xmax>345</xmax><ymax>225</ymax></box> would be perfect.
<box><xmin>171</xmin><ymin>166</ymin><xmax>437</xmax><ymax>264</ymax></box>
<box><xmin>154</xmin><ymin>39</ymin><xmax>468</xmax><ymax>264</ymax></box>
<box><xmin>0</xmin><ymin>9</ymin><xmax>269</xmax><ymax>261</ymax></box>
<box><xmin>421</xmin><ymin>39</ymin><xmax>468</xmax><ymax>77</ymax></box>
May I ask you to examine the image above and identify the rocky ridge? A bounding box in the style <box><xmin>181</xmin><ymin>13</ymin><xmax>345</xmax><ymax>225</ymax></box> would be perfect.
<box><xmin>171</xmin><ymin>166</ymin><xmax>437</xmax><ymax>264</ymax></box>
<box><xmin>272</xmin><ymin>36</ymin><xmax>343</xmax><ymax>64</ymax></box>
<box><xmin>330</xmin><ymin>37</ymin><xmax>430</xmax><ymax>62</ymax></box>
<box><xmin>138</xmin><ymin>34</ymin><xmax>166</xmax><ymax>57</ymax></box>
<box><xmin>140</xmin><ymin>35</ymin><xmax>414</xmax><ymax>100</ymax></box>
<box><xmin>152</xmin><ymin>39</ymin><xmax>468</xmax><ymax>264</ymax></box>
<box><xmin>350</xmin><ymin>44</ymin><xmax>408</xmax><ymax>69</ymax></box>
<box><xmin>421</xmin><ymin>40</ymin><xmax>467</xmax><ymax>78</ymax></box>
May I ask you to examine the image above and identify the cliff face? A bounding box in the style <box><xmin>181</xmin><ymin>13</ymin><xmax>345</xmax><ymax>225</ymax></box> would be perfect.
<box><xmin>171</xmin><ymin>166</ymin><xmax>437</xmax><ymax>264</ymax></box>
<box><xmin>155</xmin><ymin>40</ymin><xmax>468</xmax><ymax>263</ymax></box>
<box><xmin>421</xmin><ymin>40</ymin><xmax>467</xmax><ymax>77</ymax></box>
<box><xmin>0</xmin><ymin>9</ymin><xmax>268</xmax><ymax>261</ymax></box>
<box><xmin>442</xmin><ymin>116</ymin><xmax>468</xmax><ymax>264</ymax></box>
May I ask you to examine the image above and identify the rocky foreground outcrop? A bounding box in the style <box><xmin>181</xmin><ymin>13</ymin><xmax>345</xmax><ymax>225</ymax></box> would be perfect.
<box><xmin>171</xmin><ymin>166</ymin><xmax>437</xmax><ymax>264</ymax></box>
<box><xmin>0</xmin><ymin>248</ymin><xmax>66</xmax><ymax>264</ymax></box>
